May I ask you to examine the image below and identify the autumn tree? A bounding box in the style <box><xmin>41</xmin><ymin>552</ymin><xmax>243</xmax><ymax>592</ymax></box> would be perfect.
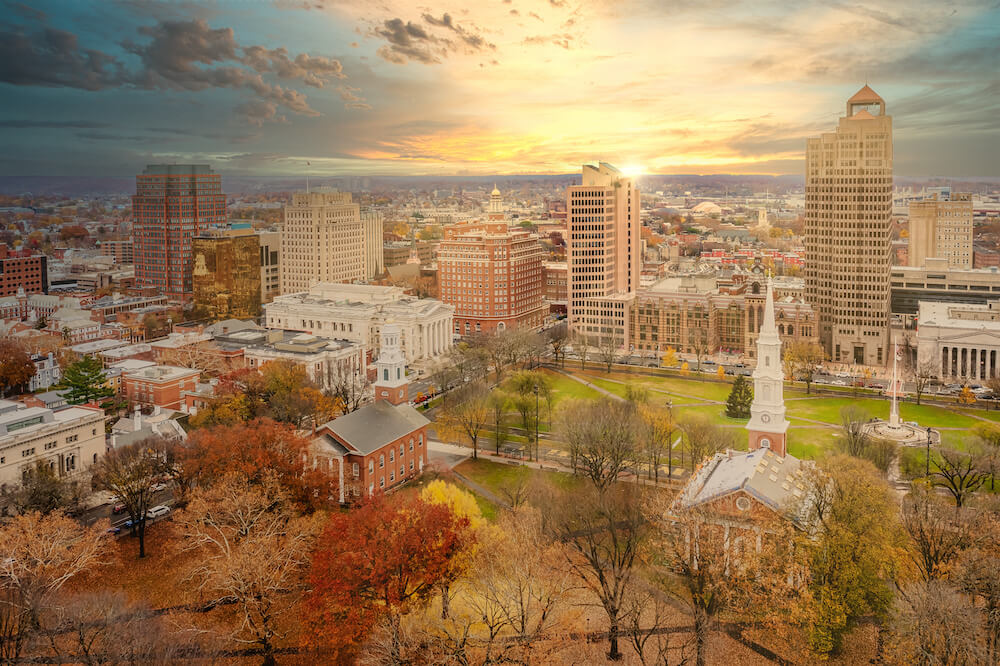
<box><xmin>260</xmin><ymin>360</ymin><xmax>335</xmax><ymax>427</ymax></box>
<box><xmin>957</xmin><ymin>385</ymin><xmax>977</xmax><ymax>405</ymax></box>
<box><xmin>0</xmin><ymin>512</ymin><xmax>107</xmax><ymax>656</ymax></box>
<box><xmin>558</xmin><ymin>398</ymin><xmax>639</xmax><ymax>489</ymax></box>
<box><xmin>783</xmin><ymin>340</ymin><xmax>824</xmax><ymax>394</ymax></box>
<box><xmin>436</xmin><ymin>381</ymin><xmax>490</xmax><ymax>459</ymax></box>
<box><xmin>176</xmin><ymin>474</ymin><xmax>319</xmax><ymax>665</ymax></box>
<box><xmin>886</xmin><ymin>581</ymin><xmax>986</xmax><ymax>665</ymax></box>
<box><xmin>322</xmin><ymin>359</ymin><xmax>371</xmax><ymax>415</ymax></box>
<box><xmin>637</xmin><ymin>403</ymin><xmax>675</xmax><ymax>482</ymax></box>
<box><xmin>660</xmin><ymin>346</ymin><xmax>678</xmax><ymax>368</ymax></box>
<box><xmin>725</xmin><ymin>374</ymin><xmax>752</xmax><ymax>418</ymax></box>
<box><xmin>798</xmin><ymin>456</ymin><xmax>910</xmax><ymax>656</ymax></box>
<box><xmin>92</xmin><ymin>437</ymin><xmax>170</xmax><ymax>558</ymax></box>
<box><xmin>901</xmin><ymin>496</ymin><xmax>976</xmax><ymax>582</ymax></box>
<box><xmin>547</xmin><ymin>323</ymin><xmax>568</xmax><ymax>367</ymax></box>
<box><xmin>0</xmin><ymin>339</ymin><xmax>34</xmax><ymax>398</ymax></box>
<box><xmin>678</xmin><ymin>413</ymin><xmax>736</xmax><ymax>470</ymax></box>
<box><xmin>181</xmin><ymin>418</ymin><xmax>330</xmax><ymax>510</ymax></box>
<box><xmin>304</xmin><ymin>495</ymin><xmax>472</xmax><ymax>662</ymax></box>
<box><xmin>58</xmin><ymin>356</ymin><xmax>113</xmax><ymax>405</ymax></box>
<box><xmin>10</xmin><ymin>462</ymin><xmax>88</xmax><ymax>516</ymax></box>
<box><xmin>419</xmin><ymin>480</ymin><xmax>485</xmax><ymax>619</ymax></box>
<box><xmin>551</xmin><ymin>483</ymin><xmax>647</xmax><ymax>661</ymax></box>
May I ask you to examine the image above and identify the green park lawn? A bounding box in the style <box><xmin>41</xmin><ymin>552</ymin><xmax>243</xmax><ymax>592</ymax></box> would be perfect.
<box><xmin>454</xmin><ymin>457</ymin><xmax>582</xmax><ymax>497</ymax></box>
<box><xmin>576</xmin><ymin>370</ymin><xmax>732</xmax><ymax>402</ymax></box>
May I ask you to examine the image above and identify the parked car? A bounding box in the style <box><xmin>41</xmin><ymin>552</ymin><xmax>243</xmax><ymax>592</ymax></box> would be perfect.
<box><xmin>151</xmin><ymin>483</ymin><xmax>168</xmax><ymax>493</ymax></box>
<box><xmin>112</xmin><ymin>503</ymin><xmax>127</xmax><ymax>515</ymax></box>
<box><xmin>145</xmin><ymin>505</ymin><xmax>170</xmax><ymax>520</ymax></box>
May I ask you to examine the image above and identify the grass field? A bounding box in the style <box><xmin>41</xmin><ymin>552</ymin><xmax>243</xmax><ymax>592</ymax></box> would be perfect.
<box><xmin>454</xmin><ymin>458</ymin><xmax>582</xmax><ymax>497</ymax></box>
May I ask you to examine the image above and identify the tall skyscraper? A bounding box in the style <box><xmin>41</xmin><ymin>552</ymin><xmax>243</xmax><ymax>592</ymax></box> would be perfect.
<box><xmin>361</xmin><ymin>209</ymin><xmax>385</xmax><ymax>279</ymax></box>
<box><xmin>566</xmin><ymin>162</ymin><xmax>640</xmax><ymax>346</ymax></box>
<box><xmin>908</xmin><ymin>189</ymin><xmax>973</xmax><ymax>269</ymax></box>
<box><xmin>191</xmin><ymin>231</ymin><xmax>262</xmax><ymax>320</ymax></box>
<box><xmin>804</xmin><ymin>86</ymin><xmax>893</xmax><ymax>365</ymax></box>
<box><xmin>132</xmin><ymin>164</ymin><xmax>227</xmax><ymax>300</ymax></box>
<box><xmin>280</xmin><ymin>190</ymin><xmax>365</xmax><ymax>294</ymax></box>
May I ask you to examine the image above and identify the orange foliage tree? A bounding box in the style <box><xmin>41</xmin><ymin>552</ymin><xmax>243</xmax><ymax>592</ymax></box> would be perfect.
<box><xmin>303</xmin><ymin>495</ymin><xmax>472</xmax><ymax>662</ymax></box>
<box><xmin>180</xmin><ymin>418</ymin><xmax>334</xmax><ymax>510</ymax></box>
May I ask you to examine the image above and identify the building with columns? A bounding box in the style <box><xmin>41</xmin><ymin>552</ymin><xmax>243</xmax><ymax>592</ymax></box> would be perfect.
<box><xmin>263</xmin><ymin>283</ymin><xmax>453</xmax><ymax>363</ymax></box>
<box><xmin>310</xmin><ymin>324</ymin><xmax>430</xmax><ymax>503</ymax></box>
<box><xmin>917</xmin><ymin>300</ymin><xmax>1000</xmax><ymax>381</ymax></box>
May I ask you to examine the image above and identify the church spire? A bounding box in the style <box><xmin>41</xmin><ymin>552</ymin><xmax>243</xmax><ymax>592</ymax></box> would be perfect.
<box><xmin>746</xmin><ymin>277</ymin><xmax>790</xmax><ymax>456</ymax></box>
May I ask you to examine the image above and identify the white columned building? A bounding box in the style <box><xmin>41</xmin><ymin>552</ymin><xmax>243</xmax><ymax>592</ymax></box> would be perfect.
<box><xmin>917</xmin><ymin>301</ymin><xmax>1000</xmax><ymax>381</ymax></box>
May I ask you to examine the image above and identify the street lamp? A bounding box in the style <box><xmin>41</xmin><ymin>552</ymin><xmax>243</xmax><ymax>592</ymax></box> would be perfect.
<box><xmin>533</xmin><ymin>384</ymin><xmax>540</xmax><ymax>462</ymax></box>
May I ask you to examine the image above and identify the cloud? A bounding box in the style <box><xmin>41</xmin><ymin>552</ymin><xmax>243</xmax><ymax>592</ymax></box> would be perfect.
<box><xmin>0</xmin><ymin>17</ymin><xmax>353</xmax><ymax>124</ymax></box>
<box><xmin>336</xmin><ymin>84</ymin><xmax>371</xmax><ymax>110</ymax></box>
<box><xmin>421</xmin><ymin>12</ymin><xmax>495</xmax><ymax>50</ymax></box>
<box><xmin>373</xmin><ymin>13</ymin><xmax>494</xmax><ymax>64</ymax></box>
<box><xmin>0</xmin><ymin>119</ymin><xmax>111</xmax><ymax>128</ymax></box>
<box><xmin>4</xmin><ymin>0</ymin><xmax>46</xmax><ymax>22</ymax></box>
<box><xmin>523</xmin><ymin>34</ymin><xmax>574</xmax><ymax>49</ymax></box>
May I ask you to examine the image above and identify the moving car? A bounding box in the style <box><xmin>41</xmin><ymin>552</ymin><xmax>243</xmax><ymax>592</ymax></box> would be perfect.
<box><xmin>145</xmin><ymin>505</ymin><xmax>170</xmax><ymax>520</ymax></box>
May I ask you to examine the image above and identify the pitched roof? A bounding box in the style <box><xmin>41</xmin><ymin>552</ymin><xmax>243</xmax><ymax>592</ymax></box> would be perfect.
<box><xmin>674</xmin><ymin>448</ymin><xmax>813</xmax><ymax>525</ymax></box>
<box><xmin>848</xmin><ymin>84</ymin><xmax>884</xmax><ymax>104</ymax></box>
<box><xmin>321</xmin><ymin>401</ymin><xmax>429</xmax><ymax>455</ymax></box>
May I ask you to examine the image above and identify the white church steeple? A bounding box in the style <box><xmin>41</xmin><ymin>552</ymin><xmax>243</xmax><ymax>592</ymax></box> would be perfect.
<box><xmin>374</xmin><ymin>323</ymin><xmax>409</xmax><ymax>406</ymax></box>
<box><xmin>746</xmin><ymin>277</ymin><xmax>790</xmax><ymax>456</ymax></box>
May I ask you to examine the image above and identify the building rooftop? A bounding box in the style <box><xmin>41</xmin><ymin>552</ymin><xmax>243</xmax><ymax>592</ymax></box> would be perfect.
<box><xmin>919</xmin><ymin>301</ymin><xmax>1000</xmax><ymax>330</ymax></box>
<box><xmin>124</xmin><ymin>365</ymin><xmax>200</xmax><ymax>382</ymax></box>
<box><xmin>322</xmin><ymin>400</ymin><xmax>429</xmax><ymax>455</ymax></box>
<box><xmin>0</xmin><ymin>403</ymin><xmax>102</xmax><ymax>439</ymax></box>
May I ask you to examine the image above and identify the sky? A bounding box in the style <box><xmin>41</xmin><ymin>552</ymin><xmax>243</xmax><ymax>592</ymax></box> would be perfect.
<box><xmin>0</xmin><ymin>0</ymin><xmax>998</xmax><ymax>178</ymax></box>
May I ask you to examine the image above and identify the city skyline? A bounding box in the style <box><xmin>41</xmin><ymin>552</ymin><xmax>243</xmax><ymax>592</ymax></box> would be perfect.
<box><xmin>1</xmin><ymin>0</ymin><xmax>999</xmax><ymax>178</ymax></box>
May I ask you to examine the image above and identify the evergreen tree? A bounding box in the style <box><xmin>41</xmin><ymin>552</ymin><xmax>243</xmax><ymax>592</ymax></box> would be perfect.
<box><xmin>60</xmin><ymin>356</ymin><xmax>114</xmax><ymax>405</ymax></box>
<box><xmin>725</xmin><ymin>374</ymin><xmax>753</xmax><ymax>418</ymax></box>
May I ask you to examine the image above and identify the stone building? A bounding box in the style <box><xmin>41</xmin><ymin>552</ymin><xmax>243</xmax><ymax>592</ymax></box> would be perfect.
<box><xmin>908</xmin><ymin>190</ymin><xmax>973</xmax><ymax>269</ymax></box>
<box><xmin>917</xmin><ymin>300</ymin><xmax>1000</xmax><ymax>380</ymax></box>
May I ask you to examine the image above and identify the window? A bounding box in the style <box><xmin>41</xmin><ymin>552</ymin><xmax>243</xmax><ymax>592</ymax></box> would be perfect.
<box><xmin>390</xmin><ymin>449</ymin><xmax>395</xmax><ymax>462</ymax></box>
<box><xmin>380</xmin><ymin>477</ymin><xmax>385</xmax><ymax>488</ymax></box>
<box><xmin>352</xmin><ymin>463</ymin><xmax>359</xmax><ymax>478</ymax></box>
<box><xmin>400</xmin><ymin>465</ymin><xmax>404</xmax><ymax>476</ymax></box>
<box><xmin>399</xmin><ymin>444</ymin><xmax>404</xmax><ymax>456</ymax></box>
<box><xmin>369</xmin><ymin>460</ymin><xmax>374</xmax><ymax>474</ymax></box>
<box><xmin>409</xmin><ymin>460</ymin><xmax>414</xmax><ymax>471</ymax></box>
<box><xmin>409</xmin><ymin>439</ymin><xmax>414</xmax><ymax>451</ymax></box>
<box><xmin>379</xmin><ymin>455</ymin><xmax>384</xmax><ymax>468</ymax></box>
<box><xmin>390</xmin><ymin>471</ymin><xmax>395</xmax><ymax>482</ymax></box>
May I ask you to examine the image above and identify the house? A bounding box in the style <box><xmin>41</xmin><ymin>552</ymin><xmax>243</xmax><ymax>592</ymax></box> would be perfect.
<box><xmin>311</xmin><ymin>324</ymin><xmax>430</xmax><ymax>503</ymax></box>
<box><xmin>28</xmin><ymin>353</ymin><xmax>61</xmax><ymax>392</ymax></box>
<box><xmin>110</xmin><ymin>405</ymin><xmax>187</xmax><ymax>449</ymax></box>
<box><xmin>122</xmin><ymin>365</ymin><xmax>201</xmax><ymax>410</ymax></box>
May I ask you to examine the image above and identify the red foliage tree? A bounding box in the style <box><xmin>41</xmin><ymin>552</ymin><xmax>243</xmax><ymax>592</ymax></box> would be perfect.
<box><xmin>304</xmin><ymin>495</ymin><xmax>471</xmax><ymax>661</ymax></box>
<box><xmin>0</xmin><ymin>339</ymin><xmax>35</xmax><ymax>398</ymax></box>
<box><xmin>180</xmin><ymin>418</ymin><xmax>333</xmax><ymax>510</ymax></box>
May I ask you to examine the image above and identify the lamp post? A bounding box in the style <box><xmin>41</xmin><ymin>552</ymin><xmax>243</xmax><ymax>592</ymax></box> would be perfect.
<box><xmin>533</xmin><ymin>384</ymin><xmax>540</xmax><ymax>463</ymax></box>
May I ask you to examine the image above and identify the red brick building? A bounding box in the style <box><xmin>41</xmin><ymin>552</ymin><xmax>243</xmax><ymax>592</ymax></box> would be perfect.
<box><xmin>543</xmin><ymin>261</ymin><xmax>567</xmax><ymax>314</ymax></box>
<box><xmin>132</xmin><ymin>165</ymin><xmax>227</xmax><ymax>300</ymax></box>
<box><xmin>0</xmin><ymin>244</ymin><xmax>47</xmax><ymax>297</ymax></box>
<box><xmin>438</xmin><ymin>222</ymin><xmax>546</xmax><ymax>336</ymax></box>
<box><xmin>122</xmin><ymin>364</ymin><xmax>201</xmax><ymax>410</ymax></box>
<box><xmin>310</xmin><ymin>325</ymin><xmax>429</xmax><ymax>503</ymax></box>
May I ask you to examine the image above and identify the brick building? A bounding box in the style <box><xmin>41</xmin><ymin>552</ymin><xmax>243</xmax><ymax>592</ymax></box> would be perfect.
<box><xmin>123</xmin><ymin>365</ymin><xmax>201</xmax><ymax>410</ymax></box>
<box><xmin>310</xmin><ymin>325</ymin><xmax>429</xmax><ymax>503</ymax></box>
<box><xmin>0</xmin><ymin>244</ymin><xmax>47</xmax><ymax>297</ymax></box>
<box><xmin>543</xmin><ymin>262</ymin><xmax>567</xmax><ymax>314</ymax></box>
<box><xmin>99</xmin><ymin>240</ymin><xmax>134</xmax><ymax>265</ymax></box>
<box><xmin>438</xmin><ymin>222</ymin><xmax>546</xmax><ymax>336</ymax></box>
<box><xmin>132</xmin><ymin>164</ymin><xmax>227</xmax><ymax>300</ymax></box>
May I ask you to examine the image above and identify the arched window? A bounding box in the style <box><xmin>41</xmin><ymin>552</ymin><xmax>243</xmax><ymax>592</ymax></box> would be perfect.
<box><xmin>379</xmin><ymin>455</ymin><xmax>384</xmax><ymax>468</ymax></box>
<box><xmin>760</xmin><ymin>437</ymin><xmax>771</xmax><ymax>449</ymax></box>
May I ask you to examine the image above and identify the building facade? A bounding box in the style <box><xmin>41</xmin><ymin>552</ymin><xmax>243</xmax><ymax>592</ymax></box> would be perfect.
<box><xmin>804</xmin><ymin>86</ymin><xmax>892</xmax><ymax>365</ymax></box>
<box><xmin>362</xmin><ymin>209</ymin><xmax>384</xmax><ymax>279</ymax></box>
<box><xmin>191</xmin><ymin>232</ymin><xmax>263</xmax><ymax>320</ymax></box>
<box><xmin>280</xmin><ymin>190</ymin><xmax>366</xmax><ymax>293</ymax></box>
<box><xmin>99</xmin><ymin>240</ymin><xmax>134</xmax><ymax>265</ymax></box>
<box><xmin>917</xmin><ymin>301</ymin><xmax>1000</xmax><ymax>381</ymax></box>
<box><xmin>132</xmin><ymin>164</ymin><xmax>227</xmax><ymax>300</ymax></box>
<box><xmin>263</xmin><ymin>283</ymin><xmax>453</xmax><ymax>363</ymax></box>
<box><xmin>544</xmin><ymin>262</ymin><xmax>568</xmax><ymax>314</ymax></box>
<box><xmin>310</xmin><ymin>325</ymin><xmax>429</xmax><ymax>502</ymax></box>
<box><xmin>438</xmin><ymin>222</ymin><xmax>547</xmax><ymax>335</ymax></box>
<box><xmin>908</xmin><ymin>190</ymin><xmax>973</xmax><ymax>269</ymax></box>
<box><xmin>242</xmin><ymin>331</ymin><xmax>366</xmax><ymax>392</ymax></box>
<box><xmin>567</xmin><ymin>162</ymin><xmax>640</xmax><ymax>348</ymax></box>
<box><xmin>889</xmin><ymin>259</ymin><xmax>1000</xmax><ymax>317</ymax></box>
<box><xmin>258</xmin><ymin>231</ymin><xmax>281</xmax><ymax>303</ymax></box>
<box><xmin>123</xmin><ymin>365</ymin><xmax>201</xmax><ymax>410</ymax></box>
<box><xmin>0</xmin><ymin>399</ymin><xmax>105</xmax><ymax>488</ymax></box>
<box><xmin>0</xmin><ymin>244</ymin><xmax>47</xmax><ymax>297</ymax></box>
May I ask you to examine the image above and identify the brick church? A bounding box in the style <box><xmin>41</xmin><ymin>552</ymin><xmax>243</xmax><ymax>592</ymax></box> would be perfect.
<box><xmin>311</xmin><ymin>324</ymin><xmax>430</xmax><ymax>503</ymax></box>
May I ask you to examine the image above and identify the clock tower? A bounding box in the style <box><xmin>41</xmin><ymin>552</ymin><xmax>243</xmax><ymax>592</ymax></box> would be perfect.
<box><xmin>746</xmin><ymin>277</ymin><xmax>790</xmax><ymax>456</ymax></box>
<box><xmin>374</xmin><ymin>323</ymin><xmax>409</xmax><ymax>406</ymax></box>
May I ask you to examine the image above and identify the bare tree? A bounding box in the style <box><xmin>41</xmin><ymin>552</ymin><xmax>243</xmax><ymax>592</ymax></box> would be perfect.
<box><xmin>783</xmin><ymin>340</ymin><xmax>825</xmax><ymax>394</ymax></box>
<box><xmin>687</xmin><ymin>326</ymin><xmax>709</xmax><ymax>372</ymax></box>
<box><xmin>931</xmin><ymin>447</ymin><xmax>992</xmax><ymax>508</ymax></box>
<box><xmin>678</xmin><ymin>413</ymin><xmax>735</xmax><ymax>471</ymax></box>
<box><xmin>92</xmin><ymin>437</ymin><xmax>170</xmax><ymax>558</ymax></box>
<box><xmin>887</xmin><ymin>581</ymin><xmax>986</xmax><ymax>666</ymax></box>
<box><xmin>547</xmin><ymin>323</ymin><xmax>568</xmax><ymax>367</ymax></box>
<box><xmin>958</xmin><ymin>547</ymin><xmax>1000</xmax><ymax>662</ymax></box>
<box><xmin>487</xmin><ymin>390</ymin><xmax>510</xmax><ymax>455</ymax></box>
<box><xmin>638</xmin><ymin>403</ymin><xmax>674</xmax><ymax>483</ymax></box>
<box><xmin>912</xmin><ymin>358</ymin><xmax>938</xmax><ymax>406</ymax></box>
<box><xmin>901</xmin><ymin>496</ymin><xmax>976</xmax><ymax>582</ymax></box>
<box><xmin>570</xmin><ymin>329</ymin><xmax>590</xmax><ymax>370</ymax></box>
<box><xmin>558</xmin><ymin>398</ymin><xmax>640</xmax><ymax>490</ymax></box>
<box><xmin>323</xmin><ymin>359</ymin><xmax>371</xmax><ymax>415</ymax></box>
<box><xmin>156</xmin><ymin>340</ymin><xmax>234</xmax><ymax>377</ymax></box>
<box><xmin>175</xmin><ymin>474</ymin><xmax>318</xmax><ymax>666</ymax></box>
<box><xmin>621</xmin><ymin>587</ymin><xmax>693</xmax><ymax>666</ymax></box>
<box><xmin>436</xmin><ymin>381</ymin><xmax>490</xmax><ymax>459</ymax></box>
<box><xmin>0</xmin><ymin>512</ymin><xmax>106</xmax><ymax>643</ymax></box>
<box><xmin>839</xmin><ymin>405</ymin><xmax>871</xmax><ymax>458</ymax></box>
<box><xmin>551</xmin><ymin>483</ymin><xmax>647</xmax><ymax>661</ymax></box>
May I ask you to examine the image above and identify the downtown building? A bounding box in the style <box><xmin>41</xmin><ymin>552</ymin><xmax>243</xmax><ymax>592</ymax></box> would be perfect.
<box><xmin>908</xmin><ymin>188</ymin><xmax>974</xmax><ymax>269</ymax></box>
<box><xmin>804</xmin><ymin>86</ymin><xmax>893</xmax><ymax>366</ymax></box>
<box><xmin>132</xmin><ymin>165</ymin><xmax>227</xmax><ymax>301</ymax></box>
<box><xmin>0</xmin><ymin>243</ymin><xmax>47</xmax><ymax>297</ymax></box>
<box><xmin>438</xmin><ymin>189</ymin><xmax>547</xmax><ymax>335</ymax></box>
<box><xmin>566</xmin><ymin>163</ymin><xmax>640</xmax><ymax>347</ymax></box>
<box><xmin>279</xmin><ymin>190</ymin><xmax>383</xmax><ymax>294</ymax></box>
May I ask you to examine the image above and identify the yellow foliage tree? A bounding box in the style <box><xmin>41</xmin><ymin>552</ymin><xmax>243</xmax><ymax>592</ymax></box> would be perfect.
<box><xmin>957</xmin><ymin>386</ymin><xmax>977</xmax><ymax>405</ymax></box>
<box><xmin>716</xmin><ymin>365</ymin><xmax>726</xmax><ymax>379</ymax></box>
<box><xmin>419</xmin><ymin>480</ymin><xmax>485</xmax><ymax>531</ymax></box>
<box><xmin>680</xmin><ymin>361</ymin><xmax>690</xmax><ymax>376</ymax></box>
<box><xmin>661</xmin><ymin>347</ymin><xmax>678</xmax><ymax>368</ymax></box>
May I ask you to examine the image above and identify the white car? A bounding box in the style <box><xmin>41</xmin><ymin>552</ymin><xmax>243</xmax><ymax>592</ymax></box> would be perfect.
<box><xmin>145</xmin><ymin>505</ymin><xmax>170</xmax><ymax>520</ymax></box>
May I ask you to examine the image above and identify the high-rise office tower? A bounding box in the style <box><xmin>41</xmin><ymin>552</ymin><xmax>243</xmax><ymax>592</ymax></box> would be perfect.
<box><xmin>361</xmin><ymin>209</ymin><xmax>384</xmax><ymax>279</ymax></box>
<box><xmin>804</xmin><ymin>86</ymin><xmax>893</xmax><ymax>366</ymax></box>
<box><xmin>566</xmin><ymin>162</ymin><xmax>640</xmax><ymax>346</ymax></box>
<box><xmin>908</xmin><ymin>188</ymin><xmax>973</xmax><ymax>269</ymax></box>
<box><xmin>132</xmin><ymin>164</ymin><xmax>227</xmax><ymax>300</ymax></box>
<box><xmin>280</xmin><ymin>190</ymin><xmax>366</xmax><ymax>294</ymax></box>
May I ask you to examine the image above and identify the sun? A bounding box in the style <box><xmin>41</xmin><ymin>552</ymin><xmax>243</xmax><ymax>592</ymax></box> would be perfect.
<box><xmin>619</xmin><ymin>164</ymin><xmax>645</xmax><ymax>177</ymax></box>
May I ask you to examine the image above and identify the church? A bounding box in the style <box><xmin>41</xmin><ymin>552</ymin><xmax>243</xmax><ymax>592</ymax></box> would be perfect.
<box><xmin>310</xmin><ymin>324</ymin><xmax>430</xmax><ymax>503</ymax></box>
<box><xmin>671</xmin><ymin>277</ymin><xmax>812</xmax><ymax>529</ymax></box>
